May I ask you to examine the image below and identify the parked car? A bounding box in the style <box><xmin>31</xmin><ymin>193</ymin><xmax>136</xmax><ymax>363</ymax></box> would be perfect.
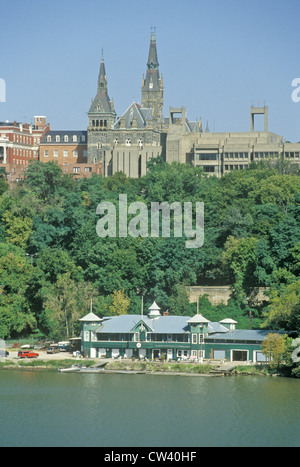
<box><xmin>0</xmin><ymin>350</ymin><xmax>9</xmax><ymax>357</ymax></box>
<box><xmin>18</xmin><ymin>350</ymin><xmax>39</xmax><ymax>359</ymax></box>
<box><xmin>47</xmin><ymin>345</ymin><xmax>60</xmax><ymax>354</ymax></box>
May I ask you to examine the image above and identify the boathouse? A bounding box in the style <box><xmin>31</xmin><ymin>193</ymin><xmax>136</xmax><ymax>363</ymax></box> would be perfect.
<box><xmin>79</xmin><ymin>302</ymin><xmax>273</xmax><ymax>363</ymax></box>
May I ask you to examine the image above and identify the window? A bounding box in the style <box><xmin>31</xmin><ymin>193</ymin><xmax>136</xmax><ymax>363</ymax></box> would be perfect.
<box><xmin>126</xmin><ymin>139</ymin><xmax>131</xmax><ymax>146</ymax></box>
<box><xmin>63</xmin><ymin>150</ymin><xmax>68</xmax><ymax>158</ymax></box>
<box><xmin>84</xmin><ymin>331</ymin><xmax>89</xmax><ymax>342</ymax></box>
<box><xmin>64</xmin><ymin>135</ymin><xmax>69</xmax><ymax>142</ymax></box>
<box><xmin>47</xmin><ymin>135</ymin><xmax>51</xmax><ymax>142</ymax></box>
<box><xmin>56</xmin><ymin>135</ymin><xmax>60</xmax><ymax>142</ymax></box>
<box><xmin>84</xmin><ymin>167</ymin><xmax>92</xmax><ymax>173</ymax></box>
<box><xmin>73</xmin><ymin>150</ymin><xmax>78</xmax><ymax>158</ymax></box>
<box><xmin>134</xmin><ymin>332</ymin><xmax>140</xmax><ymax>342</ymax></box>
<box><xmin>199</xmin><ymin>334</ymin><xmax>204</xmax><ymax>344</ymax></box>
<box><xmin>91</xmin><ymin>332</ymin><xmax>97</xmax><ymax>342</ymax></box>
<box><xmin>73</xmin><ymin>167</ymin><xmax>80</xmax><ymax>173</ymax></box>
<box><xmin>44</xmin><ymin>150</ymin><xmax>48</xmax><ymax>158</ymax></box>
<box><xmin>192</xmin><ymin>334</ymin><xmax>197</xmax><ymax>344</ymax></box>
<box><xmin>54</xmin><ymin>150</ymin><xmax>58</xmax><ymax>158</ymax></box>
<box><xmin>73</xmin><ymin>135</ymin><xmax>77</xmax><ymax>142</ymax></box>
<box><xmin>196</xmin><ymin>153</ymin><xmax>218</xmax><ymax>161</ymax></box>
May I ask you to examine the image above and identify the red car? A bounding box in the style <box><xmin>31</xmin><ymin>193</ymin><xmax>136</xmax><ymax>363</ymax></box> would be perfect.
<box><xmin>18</xmin><ymin>350</ymin><xmax>39</xmax><ymax>359</ymax></box>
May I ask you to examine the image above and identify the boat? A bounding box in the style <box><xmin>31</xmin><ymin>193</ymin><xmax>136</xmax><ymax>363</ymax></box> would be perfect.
<box><xmin>58</xmin><ymin>365</ymin><xmax>82</xmax><ymax>373</ymax></box>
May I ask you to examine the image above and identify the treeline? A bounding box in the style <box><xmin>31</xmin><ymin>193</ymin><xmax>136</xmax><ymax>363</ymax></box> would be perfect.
<box><xmin>0</xmin><ymin>159</ymin><xmax>299</xmax><ymax>341</ymax></box>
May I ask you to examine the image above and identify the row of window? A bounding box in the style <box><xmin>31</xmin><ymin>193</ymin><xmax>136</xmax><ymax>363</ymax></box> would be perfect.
<box><xmin>43</xmin><ymin>150</ymin><xmax>87</xmax><ymax>158</ymax></box>
<box><xmin>12</xmin><ymin>159</ymin><xmax>30</xmax><ymax>165</ymax></box>
<box><xmin>88</xmin><ymin>332</ymin><xmax>193</xmax><ymax>343</ymax></box>
<box><xmin>196</xmin><ymin>151</ymin><xmax>284</xmax><ymax>161</ymax></box>
<box><xmin>1</xmin><ymin>133</ymin><xmax>40</xmax><ymax>145</ymax></box>
<box><xmin>224</xmin><ymin>164</ymin><xmax>249</xmax><ymax>171</ymax></box>
<box><xmin>46</xmin><ymin>134</ymin><xmax>86</xmax><ymax>143</ymax></box>
<box><xmin>13</xmin><ymin>148</ymin><xmax>37</xmax><ymax>157</ymax></box>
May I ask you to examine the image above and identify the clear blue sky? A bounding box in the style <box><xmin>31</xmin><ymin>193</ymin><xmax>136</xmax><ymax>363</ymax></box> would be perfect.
<box><xmin>1</xmin><ymin>0</ymin><xmax>300</xmax><ymax>142</ymax></box>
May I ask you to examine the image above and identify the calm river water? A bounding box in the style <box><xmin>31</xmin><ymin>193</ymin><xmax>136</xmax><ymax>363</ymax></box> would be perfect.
<box><xmin>0</xmin><ymin>370</ymin><xmax>299</xmax><ymax>447</ymax></box>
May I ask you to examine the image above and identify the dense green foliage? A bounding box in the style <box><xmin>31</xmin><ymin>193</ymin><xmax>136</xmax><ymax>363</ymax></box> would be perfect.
<box><xmin>0</xmin><ymin>159</ymin><xmax>299</xmax><ymax>344</ymax></box>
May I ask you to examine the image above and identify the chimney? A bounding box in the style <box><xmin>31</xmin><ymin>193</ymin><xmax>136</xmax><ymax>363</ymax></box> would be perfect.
<box><xmin>163</xmin><ymin>311</ymin><xmax>169</xmax><ymax>316</ymax></box>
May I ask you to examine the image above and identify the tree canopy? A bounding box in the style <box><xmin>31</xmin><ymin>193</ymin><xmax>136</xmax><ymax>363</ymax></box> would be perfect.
<box><xmin>0</xmin><ymin>160</ymin><xmax>299</xmax><ymax>342</ymax></box>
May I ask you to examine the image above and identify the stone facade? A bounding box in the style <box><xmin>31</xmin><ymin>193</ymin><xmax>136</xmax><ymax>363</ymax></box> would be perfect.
<box><xmin>87</xmin><ymin>32</ymin><xmax>168</xmax><ymax>177</ymax></box>
<box><xmin>186</xmin><ymin>286</ymin><xmax>270</xmax><ymax>306</ymax></box>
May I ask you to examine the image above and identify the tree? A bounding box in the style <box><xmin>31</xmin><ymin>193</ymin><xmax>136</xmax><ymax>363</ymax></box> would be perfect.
<box><xmin>109</xmin><ymin>290</ymin><xmax>130</xmax><ymax>316</ymax></box>
<box><xmin>222</xmin><ymin>236</ymin><xmax>258</xmax><ymax>300</ymax></box>
<box><xmin>2</xmin><ymin>210</ymin><xmax>33</xmax><ymax>248</ymax></box>
<box><xmin>262</xmin><ymin>280</ymin><xmax>300</xmax><ymax>332</ymax></box>
<box><xmin>25</xmin><ymin>161</ymin><xmax>64</xmax><ymax>200</ymax></box>
<box><xmin>261</xmin><ymin>333</ymin><xmax>287</xmax><ymax>369</ymax></box>
<box><xmin>0</xmin><ymin>243</ymin><xmax>36</xmax><ymax>338</ymax></box>
<box><xmin>42</xmin><ymin>272</ymin><xmax>96</xmax><ymax>340</ymax></box>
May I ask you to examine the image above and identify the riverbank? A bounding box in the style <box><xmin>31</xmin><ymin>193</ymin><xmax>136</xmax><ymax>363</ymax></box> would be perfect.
<box><xmin>0</xmin><ymin>352</ymin><xmax>279</xmax><ymax>376</ymax></box>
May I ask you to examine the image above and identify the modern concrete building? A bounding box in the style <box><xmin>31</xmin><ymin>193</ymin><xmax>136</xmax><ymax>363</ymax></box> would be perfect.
<box><xmin>166</xmin><ymin>105</ymin><xmax>300</xmax><ymax>177</ymax></box>
<box><xmin>80</xmin><ymin>301</ymin><xmax>276</xmax><ymax>363</ymax></box>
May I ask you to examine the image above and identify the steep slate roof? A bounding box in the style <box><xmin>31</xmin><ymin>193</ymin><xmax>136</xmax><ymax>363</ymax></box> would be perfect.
<box><xmin>113</xmin><ymin>102</ymin><xmax>154</xmax><ymax>129</ymax></box>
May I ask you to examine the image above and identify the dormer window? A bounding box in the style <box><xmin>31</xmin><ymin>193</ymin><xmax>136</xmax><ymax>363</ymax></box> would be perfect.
<box><xmin>73</xmin><ymin>135</ymin><xmax>77</xmax><ymax>142</ymax></box>
<box><xmin>47</xmin><ymin>135</ymin><xmax>51</xmax><ymax>142</ymax></box>
<box><xmin>64</xmin><ymin>135</ymin><xmax>69</xmax><ymax>142</ymax></box>
<box><xmin>56</xmin><ymin>135</ymin><xmax>60</xmax><ymax>143</ymax></box>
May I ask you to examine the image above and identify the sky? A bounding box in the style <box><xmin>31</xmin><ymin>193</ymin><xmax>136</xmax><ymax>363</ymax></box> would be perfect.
<box><xmin>1</xmin><ymin>0</ymin><xmax>300</xmax><ymax>142</ymax></box>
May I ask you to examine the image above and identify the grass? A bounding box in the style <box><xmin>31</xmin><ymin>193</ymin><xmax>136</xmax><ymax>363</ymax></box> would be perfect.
<box><xmin>0</xmin><ymin>359</ymin><xmax>95</xmax><ymax>370</ymax></box>
<box><xmin>106</xmin><ymin>360</ymin><xmax>214</xmax><ymax>374</ymax></box>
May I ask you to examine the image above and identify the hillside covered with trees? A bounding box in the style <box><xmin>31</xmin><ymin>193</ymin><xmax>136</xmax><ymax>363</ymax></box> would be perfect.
<box><xmin>0</xmin><ymin>159</ymin><xmax>299</xmax><ymax>342</ymax></box>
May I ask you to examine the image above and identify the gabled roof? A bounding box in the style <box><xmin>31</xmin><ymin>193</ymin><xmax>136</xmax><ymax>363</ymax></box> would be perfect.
<box><xmin>79</xmin><ymin>312</ymin><xmax>102</xmax><ymax>322</ymax></box>
<box><xmin>96</xmin><ymin>314</ymin><xmax>189</xmax><ymax>334</ymax></box>
<box><xmin>113</xmin><ymin>102</ymin><xmax>154</xmax><ymax>129</ymax></box>
<box><xmin>187</xmin><ymin>314</ymin><xmax>210</xmax><ymax>324</ymax></box>
<box><xmin>220</xmin><ymin>318</ymin><xmax>238</xmax><ymax>324</ymax></box>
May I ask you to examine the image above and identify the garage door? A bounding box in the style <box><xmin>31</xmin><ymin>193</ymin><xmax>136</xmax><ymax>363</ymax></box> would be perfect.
<box><xmin>213</xmin><ymin>350</ymin><xmax>226</xmax><ymax>359</ymax></box>
<box><xmin>232</xmin><ymin>350</ymin><xmax>248</xmax><ymax>361</ymax></box>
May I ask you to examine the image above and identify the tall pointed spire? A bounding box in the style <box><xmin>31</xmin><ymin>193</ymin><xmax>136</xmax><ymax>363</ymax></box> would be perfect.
<box><xmin>88</xmin><ymin>52</ymin><xmax>116</xmax><ymax>127</ymax></box>
<box><xmin>141</xmin><ymin>28</ymin><xmax>164</xmax><ymax>120</ymax></box>
<box><xmin>97</xmin><ymin>53</ymin><xmax>108</xmax><ymax>93</ymax></box>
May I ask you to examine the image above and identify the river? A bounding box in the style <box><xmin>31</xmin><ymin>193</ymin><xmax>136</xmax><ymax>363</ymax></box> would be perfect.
<box><xmin>0</xmin><ymin>370</ymin><xmax>299</xmax><ymax>447</ymax></box>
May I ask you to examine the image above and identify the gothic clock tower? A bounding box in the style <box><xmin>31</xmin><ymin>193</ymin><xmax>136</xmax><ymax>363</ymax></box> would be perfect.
<box><xmin>141</xmin><ymin>29</ymin><xmax>164</xmax><ymax>121</ymax></box>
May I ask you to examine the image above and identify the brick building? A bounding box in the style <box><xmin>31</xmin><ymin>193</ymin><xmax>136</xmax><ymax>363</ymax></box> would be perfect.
<box><xmin>0</xmin><ymin>116</ymin><xmax>50</xmax><ymax>181</ymax></box>
<box><xmin>39</xmin><ymin>130</ymin><xmax>102</xmax><ymax>178</ymax></box>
